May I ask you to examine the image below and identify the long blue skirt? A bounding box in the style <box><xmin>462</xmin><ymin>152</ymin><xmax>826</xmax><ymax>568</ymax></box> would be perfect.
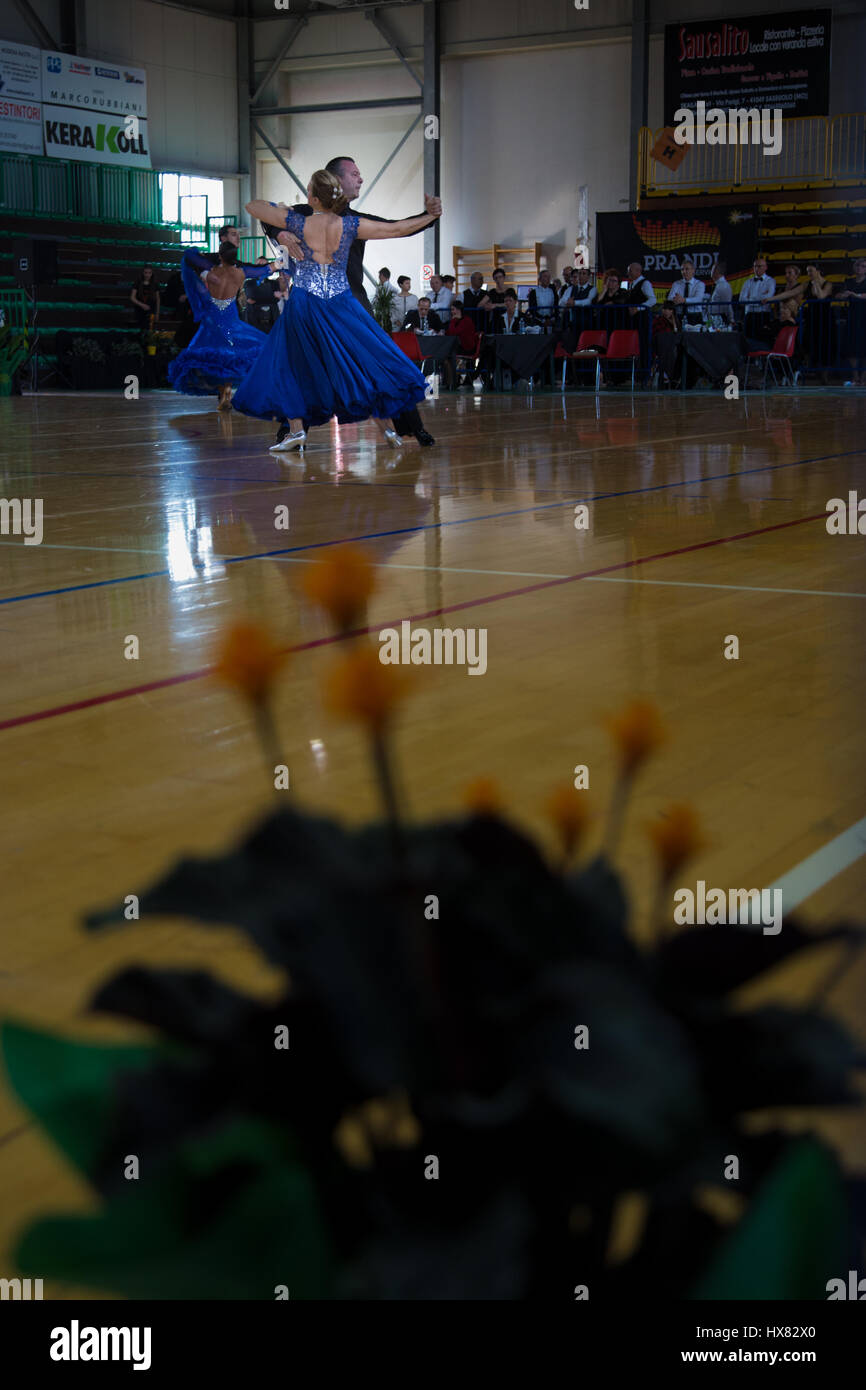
<box><xmin>168</xmin><ymin>304</ymin><xmax>267</xmax><ymax>396</ymax></box>
<box><xmin>232</xmin><ymin>286</ymin><xmax>428</xmax><ymax>430</ymax></box>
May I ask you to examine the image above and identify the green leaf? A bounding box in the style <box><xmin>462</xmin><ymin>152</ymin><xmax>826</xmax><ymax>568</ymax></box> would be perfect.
<box><xmin>15</xmin><ymin>1118</ymin><xmax>332</xmax><ymax>1300</ymax></box>
<box><xmin>1</xmin><ymin>1022</ymin><xmax>160</xmax><ymax>1180</ymax></box>
<box><xmin>690</xmin><ymin>1138</ymin><xmax>848</xmax><ymax>1299</ymax></box>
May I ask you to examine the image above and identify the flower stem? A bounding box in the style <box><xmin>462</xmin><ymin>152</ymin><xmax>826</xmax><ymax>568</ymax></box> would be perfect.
<box><xmin>253</xmin><ymin>698</ymin><xmax>285</xmax><ymax>793</ymax></box>
<box><xmin>603</xmin><ymin>773</ymin><xmax>629</xmax><ymax>860</ymax></box>
<box><xmin>371</xmin><ymin>726</ymin><xmax>405</xmax><ymax>859</ymax></box>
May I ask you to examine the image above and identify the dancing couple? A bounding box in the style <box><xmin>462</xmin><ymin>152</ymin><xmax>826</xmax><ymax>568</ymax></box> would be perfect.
<box><xmin>170</xmin><ymin>159</ymin><xmax>440</xmax><ymax>450</ymax></box>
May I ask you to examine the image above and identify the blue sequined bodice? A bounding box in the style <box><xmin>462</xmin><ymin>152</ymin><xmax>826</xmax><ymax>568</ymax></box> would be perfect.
<box><xmin>285</xmin><ymin>211</ymin><xmax>358</xmax><ymax>300</ymax></box>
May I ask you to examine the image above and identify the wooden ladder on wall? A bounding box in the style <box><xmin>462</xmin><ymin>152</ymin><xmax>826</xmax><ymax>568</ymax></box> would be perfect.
<box><xmin>452</xmin><ymin>243</ymin><xmax>542</xmax><ymax>292</ymax></box>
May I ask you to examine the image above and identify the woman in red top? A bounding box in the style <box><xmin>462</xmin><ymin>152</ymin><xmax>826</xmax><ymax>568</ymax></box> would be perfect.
<box><xmin>446</xmin><ymin>299</ymin><xmax>478</xmax><ymax>386</ymax></box>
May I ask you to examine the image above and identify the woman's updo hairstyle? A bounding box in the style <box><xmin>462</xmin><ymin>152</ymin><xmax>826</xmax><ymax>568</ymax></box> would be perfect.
<box><xmin>309</xmin><ymin>169</ymin><xmax>349</xmax><ymax>215</ymax></box>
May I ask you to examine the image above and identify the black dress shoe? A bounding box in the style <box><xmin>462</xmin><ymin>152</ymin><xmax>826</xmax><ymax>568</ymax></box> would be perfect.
<box><xmin>415</xmin><ymin>429</ymin><xmax>436</xmax><ymax>446</ymax></box>
<box><xmin>275</xmin><ymin>422</ymin><xmax>290</xmax><ymax>444</ymax></box>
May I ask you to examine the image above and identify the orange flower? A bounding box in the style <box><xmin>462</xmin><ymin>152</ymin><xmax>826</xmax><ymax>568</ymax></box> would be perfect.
<box><xmin>301</xmin><ymin>544</ymin><xmax>377</xmax><ymax>632</ymax></box>
<box><xmin>323</xmin><ymin>643</ymin><xmax>410</xmax><ymax>731</ymax></box>
<box><xmin>462</xmin><ymin>777</ymin><xmax>504</xmax><ymax>816</ymax></box>
<box><xmin>543</xmin><ymin>783</ymin><xmax>592</xmax><ymax>858</ymax></box>
<box><xmin>646</xmin><ymin>803</ymin><xmax>705</xmax><ymax>881</ymax></box>
<box><xmin>606</xmin><ymin>699</ymin><xmax>666</xmax><ymax>777</ymax></box>
<box><xmin>214</xmin><ymin>622</ymin><xmax>287</xmax><ymax>703</ymax></box>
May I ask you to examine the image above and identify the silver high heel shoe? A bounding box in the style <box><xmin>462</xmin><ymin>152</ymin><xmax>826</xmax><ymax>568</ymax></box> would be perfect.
<box><xmin>383</xmin><ymin>429</ymin><xmax>404</xmax><ymax>448</ymax></box>
<box><xmin>269</xmin><ymin>430</ymin><xmax>306</xmax><ymax>453</ymax></box>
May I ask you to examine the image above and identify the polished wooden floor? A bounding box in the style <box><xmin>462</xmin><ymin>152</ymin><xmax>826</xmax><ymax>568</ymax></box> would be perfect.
<box><xmin>1</xmin><ymin>384</ymin><xmax>865</xmax><ymax>1293</ymax></box>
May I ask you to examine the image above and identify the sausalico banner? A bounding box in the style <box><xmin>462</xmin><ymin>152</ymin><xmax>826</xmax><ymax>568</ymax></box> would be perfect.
<box><xmin>596</xmin><ymin>209</ymin><xmax>759</xmax><ymax>296</ymax></box>
<box><xmin>0</xmin><ymin>41</ymin><xmax>42</xmax><ymax>156</ymax></box>
<box><xmin>664</xmin><ymin>9</ymin><xmax>832</xmax><ymax>124</ymax></box>
<box><xmin>41</xmin><ymin>51</ymin><xmax>150</xmax><ymax>167</ymax></box>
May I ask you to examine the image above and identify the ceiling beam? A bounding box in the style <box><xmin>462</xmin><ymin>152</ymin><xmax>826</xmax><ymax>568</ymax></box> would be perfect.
<box><xmin>251</xmin><ymin>15</ymin><xmax>308</xmax><ymax>106</ymax></box>
<box><xmin>254</xmin><ymin>96</ymin><xmax>421</xmax><ymax>115</ymax></box>
<box><xmin>366</xmin><ymin>8</ymin><xmax>422</xmax><ymax>89</ymax></box>
<box><xmin>12</xmin><ymin>0</ymin><xmax>58</xmax><ymax>50</ymax></box>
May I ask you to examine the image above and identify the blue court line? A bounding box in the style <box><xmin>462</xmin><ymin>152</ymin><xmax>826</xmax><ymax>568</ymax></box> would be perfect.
<box><xmin>1</xmin><ymin>446</ymin><xmax>862</xmax><ymax>608</ymax></box>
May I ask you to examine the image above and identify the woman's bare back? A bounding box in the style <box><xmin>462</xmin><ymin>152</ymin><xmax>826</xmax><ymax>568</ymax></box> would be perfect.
<box><xmin>298</xmin><ymin>212</ymin><xmax>344</xmax><ymax>266</ymax></box>
<box><xmin>206</xmin><ymin>264</ymin><xmax>247</xmax><ymax>299</ymax></box>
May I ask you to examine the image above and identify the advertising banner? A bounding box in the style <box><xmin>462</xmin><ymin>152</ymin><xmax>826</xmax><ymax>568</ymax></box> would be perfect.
<box><xmin>664</xmin><ymin>9</ymin><xmax>832</xmax><ymax>124</ymax></box>
<box><xmin>0</xmin><ymin>41</ymin><xmax>42</xmax><ymax>156</ymax></box>
<box><xmin>40</xmin><ymin>50</ymin><xmax>150</xmax><ymax>167</ymax></box>
<box><xmin>596</xmin><ymin>209</ymin><xmax>759</xmax><ymax>295</ymax></box>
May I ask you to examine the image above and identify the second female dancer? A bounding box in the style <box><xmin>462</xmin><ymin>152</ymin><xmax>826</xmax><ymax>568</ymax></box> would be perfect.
<box><xmin>168</xmin><ymin>245</ymin><xmax>272</xmax><ymax>410</ymax></box>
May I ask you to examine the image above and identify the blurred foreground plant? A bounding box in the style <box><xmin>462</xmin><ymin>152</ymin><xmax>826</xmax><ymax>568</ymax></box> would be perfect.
<box><xmin>3</xmin><ymin>567</ymin><xmax>864</xmax><ymax>1301</ymax></box>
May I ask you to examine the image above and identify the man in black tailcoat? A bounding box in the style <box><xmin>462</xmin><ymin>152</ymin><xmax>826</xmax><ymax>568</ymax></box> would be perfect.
<box><xmin>271</xmin><ymin>155</ymin><xmax>438</xmax><ymax>446</ymax></box>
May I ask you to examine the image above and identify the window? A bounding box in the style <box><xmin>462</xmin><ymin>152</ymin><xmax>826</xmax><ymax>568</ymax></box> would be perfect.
<box><xmin>160</xmin><ymin>174</ymin><xmax>224</xmax><ymax>243</ymax></box>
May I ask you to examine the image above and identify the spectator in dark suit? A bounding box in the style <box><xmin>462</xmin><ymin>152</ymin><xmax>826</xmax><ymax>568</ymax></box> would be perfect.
<box><xmin>462</xmin><ymin>272</ymin><xmax>487</xmax><ymax>312</ymax></box>
<box><xmin>404</xmin><ymin>298</ymin><xmax>444</xmax><ymax>333</ymax></box>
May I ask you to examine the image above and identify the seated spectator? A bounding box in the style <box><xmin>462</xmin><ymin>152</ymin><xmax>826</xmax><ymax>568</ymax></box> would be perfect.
<box><xmin>596</xmin><ymin>270</ymin><xmax>628</xmax><ymax>307</ymax></box>
<box><xmin>392</xmin><ymin>275</ymin><xmax>418</xmax><ymax>329</ymax></box>
<box><xmin>378</xmin><ymin>266</ymin><xmax>397</xmax><ymax>294</ymax></box>
<box><xmin>626</xmin><ymin>260</ymin><xmax>656</xmax><ymax>314</ymax></box>
<box><xmin>497</xmin><ymin>290</ymin><xmax>523</xmax><ymax>335</ymax></box>
<box><xmin>475</xmin><ymin>289</ymin><xmax>523</xmax><ymax>385</ymax></box>
<box><xmin>739</xmin><ymin>256</ymin><xmax>777</xmax><ymax>341</ymax></box>
<box><xmin>667</xmin><ymin>260</ymin><xmax>706</xmax><ymax>323</ymax></box>
<box><xmin>839</xmin><ymin>255</ymin><xmax>866</xmax><ymax>385</ymax></box>
<box><xmin>528</xmin><ymin>269</ymin><xmax>557</xmax><ymax>323</ymax></box>
<box><xmin>275</xmin><ymin>272</ymin><xmax>290</xmax><ymax>314</ymax></box>
<box><xmin>462</xmin><ymin>272</ymin><xmax>487</xmax><ymax>312</ymax></box>
<box><xmin>428</xmin><ymin>274</ymin><xmax>453</xmax><ymax>314</ymax></box>
<box><xmin>404</xmin><ymin>297</ymin><xmax>444</xmax><ymax>333</ymax></box>
<box><xmin>446</xmin><ymin>300</ymin><xmax>478</xmax><ymax>355</ymax></box>
<box><xmin>709</xmin><ymin>260</ymin><xmax>734</xmax><ymax>325</ymax></box>
<box><xmin>800</xmin><ymin>262</ymin><xmax>834</xmax><ymax>374</ymax></box>
<box><xmin>767</xmin><ymin>263</ymin><xmax>804</xmax><ymax>326</ymax></box>
<box><xmin>652</xmin><ymin>302</ymin><xmax>678</xmax><ymax>384</ymax></box>
<box><xmin>445</xmin><ymin>299</ymin><xmax>478</xmax><ymax>387</ymax></box>
<box><xmin>130</xmin><ymin>264</ymin><xmax>160</xmax><ymax>331</ymax></box>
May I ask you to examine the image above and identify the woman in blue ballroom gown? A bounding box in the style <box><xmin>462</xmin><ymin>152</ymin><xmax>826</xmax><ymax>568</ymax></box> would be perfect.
<box><xmin>233</xmin><ymin>169</ymin><xmax>438</xmax><ymax>451</ymax></box>
<box><xmin>168</xmin><ymin>245</ymin><xmax>272</xmax><ymax>410</ymax></box>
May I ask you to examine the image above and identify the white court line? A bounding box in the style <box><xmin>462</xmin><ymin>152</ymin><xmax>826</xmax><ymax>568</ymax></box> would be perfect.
<box><xmin>768</xmin><ymin>815</ymin><xmax>866</xmax><ymax>913</ymax></box>
<box><xmin>2</xmin><ymin>542</ymin><xmax>865</xmax><ymax>600</ymax></box>
<box><xmin>583</xmin><ymin>576</ymin><xmax>866</xmax><ymax>600</ymax></box>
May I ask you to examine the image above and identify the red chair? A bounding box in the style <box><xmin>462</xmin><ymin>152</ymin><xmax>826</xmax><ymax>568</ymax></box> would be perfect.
<box><xmin>392</xmin><ymin>330</ymin><xmax>423</xmax><ymax>363</ymax></box>
<box><xmin>596</xmin><ymin>330</ymin><xmax>641</xmax><ymax>391</ymax></box>
<box><xmin>455</xmin><ymin>330</ymin><xmax>484</xmax><ymax>385</ymax></box>
<box><xmin>555</xmin><ymin>330</ymin><xmax>608</xmax><ymax>388</ymax></box>
<box><xmin>746</xmin><ymin>325</ymin><xmax>798</xmax><ymax>388</ymax></box>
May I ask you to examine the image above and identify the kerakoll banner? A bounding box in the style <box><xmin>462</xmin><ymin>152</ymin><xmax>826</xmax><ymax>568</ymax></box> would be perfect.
<box><xmin>40</xmin><ymin>50</ymin><xmax>150</xmax><ymax>167</ymax></box>
<box><xmin>0</xmin><ymin>41</ymin><xmax>43</xmax><ymax>156</ymax></box>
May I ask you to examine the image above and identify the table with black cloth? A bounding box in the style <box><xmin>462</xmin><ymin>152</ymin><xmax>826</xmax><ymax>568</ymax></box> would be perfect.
<box><xmin>483</xmin><ymin>332</ymin><xmax>558</xmax><ymax>387</ymax></box>
<box><xmin>655</xmin><ymin>330</ymin><xmax>749</xmax><ymax>390</ymax></box>
<box><xmin>416</xmin><ymin>335</ymin><xmax>456</xmax><ymax>365</ymax></box>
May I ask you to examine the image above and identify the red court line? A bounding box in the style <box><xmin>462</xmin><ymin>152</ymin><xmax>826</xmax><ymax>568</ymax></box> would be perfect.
<box><xmin>0</xmin><ymin>510</ymin><xmax>827</xmax><ymax>733</ymax></box>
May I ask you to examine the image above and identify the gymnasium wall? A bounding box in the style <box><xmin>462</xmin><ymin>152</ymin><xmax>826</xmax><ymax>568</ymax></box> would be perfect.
<box><xmin>254</xmin><ymin>3</ymin><xmax>633</xmax><ymax>282</ymax></box>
